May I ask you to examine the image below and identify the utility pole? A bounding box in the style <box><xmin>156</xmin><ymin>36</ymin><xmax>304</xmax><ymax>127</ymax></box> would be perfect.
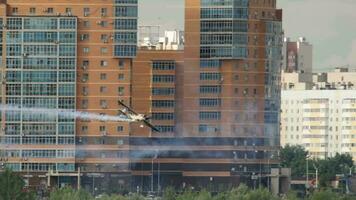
<box><xmin>313</xmin><ymin>164</ymin><xmax>318</xmax><ymax>189</ymax></box>
<box><xmin>305</xmin><ymin>155</ymin><xmax>310</xmax><ymax>194</ymax></box>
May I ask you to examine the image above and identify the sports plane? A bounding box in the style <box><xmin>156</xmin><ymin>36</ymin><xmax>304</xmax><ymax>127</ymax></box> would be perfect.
<box><xmin>118</xmin><ymin>101</ymin><xmax>160</xmax><ymax>132</ymax></box>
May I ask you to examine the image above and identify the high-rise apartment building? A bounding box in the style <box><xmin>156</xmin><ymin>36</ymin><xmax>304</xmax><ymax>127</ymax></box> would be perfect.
<box><xmin>281</xmin><ymin>68</ymin><xmax>356</xmax><ymax>160</ymax></box>
<box><xmin>129</xmin><ymin>0</ymin><xmax>283</xmax><ymax>191</ymax></box>
<box><xmin>0</xmin><ymin>0</ymin><xmax>283</xmax><ymax>192</ymax></box>
<box><xmin>0</xmin><ymin>0</ymin><xmax>138</xmax><ymax>189</ymax></box>
<box><xmin>281</xmin><ymin>90</ymin><xmax>356</xmax><ymax>160</ymax></box>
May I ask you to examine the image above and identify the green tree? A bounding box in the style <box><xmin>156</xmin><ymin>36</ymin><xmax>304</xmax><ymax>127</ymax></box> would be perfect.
<box><xmin>282</xmin><ymin>191</ymin><xmax>299</xmax><ymax>200</ymax></box>
<box><xmin>96</xmin><ymin>194</ymin><xmax>127</xmax><ymax>200</ymax></box>
<box><xmin>126</xmin><ymin>193</ymin><xmax>145</xmax><ymax>200</ymax></box>
<box><xmin>280</xmin><ymin>145</ymin><xmax>308</xmax><ymax>178</ymax></box>
<box><xmin>49</xmin><ymin>187</ymin><xmax>93</xmax><ymax>200</ymax></box>
<box><xmin>308</xmin><ymin>189</ymin><xmax>338</xmax><ymax>200</ymax></box>
<box><xmin>227</xmin><ymin>184</ymin><xmax>250</xmax><ymax>200</ymax></box>
<box><xmin>163</xmin><ymin>187</ymin><xmax>176</xmax><ymax>200</ymax></box>
<box><xmin>244</xmin><ymin>187</ymin><xmax>279</xmax><ymax>200</ymax></box>
<box><xmin>175</xmin><ymin>190</ymin><xmax>197</xmax><ymax>200</ymax></box>
<box><xmin>314</xmin><ymin>153</ymin><xmax>354</xmax><ymax>187</ymax></box>
<box><xmin>0</xmin><ymin>168</ymin><xmax>35</xmax><ymax>200</ymax></box>
<box><xmin>195</xmin><ymin>190</ymin><xmax>213</xmax><ymax>200</ymax></box>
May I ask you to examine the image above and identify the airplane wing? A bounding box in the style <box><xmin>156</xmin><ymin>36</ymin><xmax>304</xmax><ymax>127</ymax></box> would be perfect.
<box><xmin>118</xmin><ymin>101</ymin><xmax>139</xmax><ymax>115</ymax></box>
<box><xmin>118</xmin><ymin>109</ymin><xmax>128</xmax><ymax>116</ymax></box>
<box><xmin>143</xmin><ymin>120</ymin><xmax>160</xmax><ymax>132</ymax></box>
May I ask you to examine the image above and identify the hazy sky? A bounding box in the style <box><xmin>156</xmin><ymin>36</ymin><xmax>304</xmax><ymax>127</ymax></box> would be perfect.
<box><xmin>139</xmin><ymin>0</ymin><xmax>356</xmax><ymax>71</ymax></box>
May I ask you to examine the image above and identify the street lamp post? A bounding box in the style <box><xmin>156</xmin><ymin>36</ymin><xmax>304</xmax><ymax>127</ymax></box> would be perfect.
<box><xmin>313</xmin><ymin>164</ymin><xmax>318</xmax><ymax>189</ymax></box>
<box><xmin>151</xmin><ymin>157</ymin><xmax>154</xmax><ymax>193</ymax></box>
<box><xmin>306</xmin><ymin>155</ymin><xmax>311</xmax><ymax>194</ymax></box>
<box><xmin>151</xmin><ymin>150</ymin><xmax>158</xmax><ymax>194</ymax></box>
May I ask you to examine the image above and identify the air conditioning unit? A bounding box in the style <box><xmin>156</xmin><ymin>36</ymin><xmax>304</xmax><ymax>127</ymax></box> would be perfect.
<box><xmin>56</xmin><ymin>12</ymin><xmax>61</xmax><ymax>16</ymax></box>
<box><xmin>82</xmin><ymin>65</ymin><xmax>87</xmax><ymax>70</ymax></box>
<box><xmin>103</xmin><ymin>39</ymin><xmax>108</xmax><ymax>43</ymax></box>
<box><xmin>23</xmin><ymin>53</ymin><xmax>29</xmax><ymax>57</ymax></box>
<box><xmin>67</xmin><ymin>12</ymin><xmax>72</xmax><ymax>16</ymax></box>
<box><xmin>101</xmin><ymin>131</ymin><xmax>107</xmax><ymax>136</ymax></box>
<box><xmin>82</xmin><ymin>78</ymin><xmax>87</xmax><ymax>82</ymax></box>
<box><xmin>96</xmin><ymin>21</ymin><xmax>103</xmax><ymax>25</ymax></box>
<box><xmin>83</xmin><ymin>91</ymin><xmax>88</xmax><ymax>96</ymax></box>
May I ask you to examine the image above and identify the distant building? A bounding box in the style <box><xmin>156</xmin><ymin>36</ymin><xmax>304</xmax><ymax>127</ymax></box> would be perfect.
<box><xmin>158</xmin><ymin>30</ymin><xmax>184</xmax><ymax>50</ymax></box>
<box><xmin>282</xmin><ymin>37</ymin><xmax>313</xmax><ymax>74</ymax></box>
<box><xmin>282</xmin><ymin>68</ymin><xmax>356</xmax><ymax>90</ymax></box>
<box><xmin>138</xmin><ymin>29</ymin><xmax>184</xmax><ymax>50</ymax></box>
<box><xmin>281</xmin><ymin>68</ymin><xmax>356</xmax><ymax>160</ymax></box>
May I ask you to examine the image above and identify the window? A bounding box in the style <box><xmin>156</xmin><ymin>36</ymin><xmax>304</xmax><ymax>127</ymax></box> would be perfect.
<box><xmin>100</xmin><ymin>86</ymin><xmax>107</xmax><ymax>93</ymax></box>
<box><xmin>200</xmin><ymin>86</ymin><xmax>221</xmax><ymax>94</ymax></box>
<box><xmin>156</xmin><ymin>126</ymin><xmax>175</xmax><ymax>133</ymax></box>
<box><xmin>29</xmin><ymin>7</ymin><xmax>36</xmax><ymax>14</ymax></box>
<box><xmin>200</xmin><ymin>73</ymin><xmax>221</xmax><ymax>80</ymax></box>
<box><xmin>12</xmin><ymin>7</ymin><xmax>18</xmax><ymax>14</ymax></box>
<box><xmin>199</xmin><ymin>124</ymin><xmax>220</xmax><ymax>133</ymax></box>
<box><xmin>199</xmin><ymin>112</ymin><xmax>221</xmax><ymax>120</ymax></box>
<box><xmin>152</xmin><ymin>88</ymin><xmax>175</xmax><ymax>96</ymax></box>
<box><xmin>101</xmin><ymin>34</ymin><xmax>109</xmax><ymax>41</ymax></box>
<box><xmin>101</xmin><ymin>47</ymin><xmax>108</xmax><ymax>54</ymax></box>
<box><xmin>200</xmin><ymin>59</ymin><xmax>221</xmax><ymax>68</ymax></box>
<box><xmin>152</xmin><ymin>75</ymin><xmax>175</xmax><ymax>83</ymax></box>
<box><xmin>152</xmin><ymin>113</ymin><xmax>175</xmax><ymax>120</ymax></box>
<box><xmin>152</xmin><ymin>61</ymin><xmax>175</xmax><ymax>70</ymax></box>
<box><xmin>80</xmin><ymin>34</ymin><xmax>89</xmax><ymax>41</ymax></box>
<box><xmin>100</xmin><ymin>100</ymin><xmax>108</xmax><ymax>108</ymax></box>
<box><xmin>47</xmin><ymin>8</ymin><xmax>54</xmax><ymax>14</ymax></box>
<box><xmin>117</xmin><ymin>126</ymin><xmax>124</xmax><ymax>132</ymax></box>
<box><xmin>152</xmin><ymin>100</ymin><xmax>175</xmax><ymax>108</ymax></box>
<box><xmin>200</xmin><ymin>99</ymin><xmax>221</xmax><ymax>107</ymax></box>
<box><xmin>100</xmin><ymin>73</ymin><xmax>107</xmax><ymax>80</ymax></box>
<box><xmin>84</xmin><ymin>8</ymin><xmax>90</xmax><ymax>16</ymax></box>
<box><xmin>119</xmin><ymin>60</ymin><xmax>125</xmax><ymax>68</ymax></box>
<box><xmin>65</xmin><ymin>8</ymin><xmax>72</xmax><ymax>14</ymax></box>
<box><xmin>114</xmin><ymin>45</ymin><xmax>136</xmax><ymax>57</ymax></box>
<box><xmin>101</xmin><ymin>8</ymin><xmax>108</xmax><ymax>17</ymax></box>
<box><xmin>83</xmin><ymin>47</ymin><xmax>90</xmax><ymax>53</ymax></box>
<box><xmin>83</xmin><ymin>21</ymin><xmax>90</xmax><ymax>27</ymax></box>
<box><xmin>118</xmin><ymin>74</ymin><xmax>124</xmax><ymax>80</ymax></box>
<box><xmin>100</xmin><ymin>60</ymin><xmax>108</xmax><ymax>67</ymax></box>
<box><xmin>118</xmin><ymin>87</ymin><xmax>124</xmax><ymax>95</ymax></box>
<box><xmin>82</xmin><ymin>126</ymin><xmax>88</xmax><ymax>132</ymax></box>
<box><xmin>99</xmin><ymin>126</ymin><xmax>106</xmax><ymax>132</ymax></box>
<box><xmin>82</xmin><ymin>60</ymin><xmax>89</xmax><ymax>68</ymax></box>
<box><xmin>82</xmin><ymin>87</ymin><xmax>88</xmax><ymax>94</ymax></box>
<box><xmin>81</xmin><ymin>100</ymin><xmax>88</xmax><ymax>109</ymax></box>
<box><xmin>100</xmin><ymin>21</ymin><xmax>108</xmax><ymax>27</ymax></box>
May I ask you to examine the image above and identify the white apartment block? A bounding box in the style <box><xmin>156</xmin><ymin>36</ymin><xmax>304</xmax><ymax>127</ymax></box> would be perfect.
<box><xmin>281</xmin><ymin>90</ymin><xmax>356</xmax><ymax>160</ymax></box>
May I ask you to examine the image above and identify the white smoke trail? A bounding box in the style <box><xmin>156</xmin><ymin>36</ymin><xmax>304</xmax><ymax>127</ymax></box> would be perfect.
<box><xmin>0</xmin><ymin>104</ymin><xmax>134</xmax><ymax>122</ymax></box>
